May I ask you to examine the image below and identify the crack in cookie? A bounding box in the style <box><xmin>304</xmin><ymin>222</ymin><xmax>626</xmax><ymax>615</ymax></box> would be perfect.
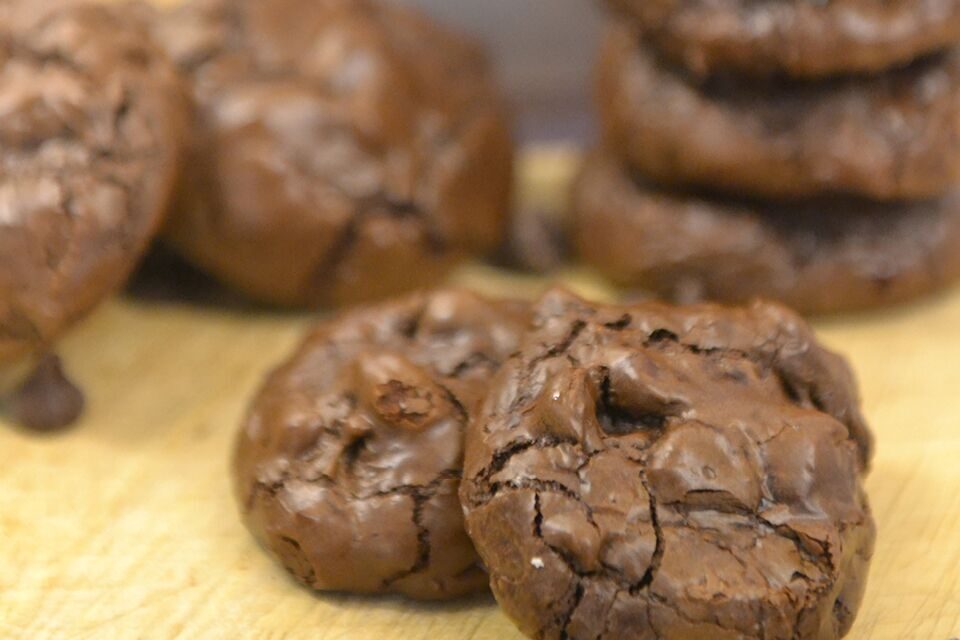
<box><xmin>234</xmin><ymin>289</ymin><xmax>528</xmax><ymax>600</ymax></box>
<box><xmin>461</xmin><ymin>289</ymin><xmax>875</xmax><ymax>639</ymax></box>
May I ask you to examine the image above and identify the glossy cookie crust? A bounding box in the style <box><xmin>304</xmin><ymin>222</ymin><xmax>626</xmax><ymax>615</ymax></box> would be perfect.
<box><xmin>234</xmin><ymin>289</ymin><xmax>528</xmax><ymax>599</ymax></box>
<box><xmin>461</xmin><ymin>289</ymin><xmax>875</xmax><ymax>639</ymax></box>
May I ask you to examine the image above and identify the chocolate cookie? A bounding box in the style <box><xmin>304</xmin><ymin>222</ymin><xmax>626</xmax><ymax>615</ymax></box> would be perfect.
<box><xmin>0</xmin><ymin>0</ymin><xmax>184</xmax><ymax>365</ymax></box>
<box><xmin>234</xmin><ymin>289</ymin><xmax>528</xmax><ymax>599</ymax></box>
<box><xmin>461</xmin><ymin>289</ymin><xmax>875</xmax><ymax>640</ymax></box>
<box><xmin>599</xmin><ymin>28</ymin><xmax>960</xmax><ymax>200</ymax></box>
<box><xmin>574</xmin><ymin>152</ymin><xmax>960</xmax><ymax>314</ymax></box>
<box><xmin>156</xmin><ymin>0</ymin><xmax>514</xmax><ymax>307</ymax></box>
<box><xmin>604</xmin><ymin>0</ymin><xmax>960</xmax><ymax>78</ymax></box>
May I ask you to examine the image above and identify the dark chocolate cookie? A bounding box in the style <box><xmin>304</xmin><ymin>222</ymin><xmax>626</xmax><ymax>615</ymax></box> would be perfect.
<box><xmin>604</xmin><ymin>0</ymin><xmax>960</xmax><ymax>78</ymax></box>
<box><xmin>0</xmin><ymin>0</ymin><xmax>184</xmax><ymax>364</ymax></box>
<box><xmin>574</xmin><ymin>152</ymin><xmax>960</xmax><ymax>314</ymax></box>
<box><xmin>234</xmin><ymin>289</ymin><xmax>528</xmax><ymax>600</ymax></box>
<box><xmin>461</xmin><ymin>289</ymin><xmax>875</xmax><ymax>640</ymax></box>
<box><xmin>156</xmin><ymin>0</ymin><xmax>514</xmax><ymax>308</ymax></box>
<box><xmin>599</xmin><ymin>28</ymin><xmax>960</xmax><ymax>200</ymax></box>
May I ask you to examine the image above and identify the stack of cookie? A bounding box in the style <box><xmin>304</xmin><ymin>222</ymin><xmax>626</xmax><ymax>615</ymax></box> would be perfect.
<box><xmin>574</xmin><ymin>0</ymin><xmax>960</xmax><ymax>314</ymax></box>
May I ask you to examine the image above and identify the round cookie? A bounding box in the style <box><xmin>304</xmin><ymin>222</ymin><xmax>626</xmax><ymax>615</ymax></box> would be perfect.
<box><xmin>155</xmin><ymin>0</ymin><xmax>514</xmax><ymax>308</ymax></box>
<box><xmin>234</xmin><ymin>289</ymin><xmax>528</xmax><ymax>600</ymax></box>
<box><xmin>604</xmin><ymin>0</ymin><xmax>960</xmax><ymax>78</ymax></box>
<box><xmin>0</xmin><ymin>0</ymin><xmax>184</xmax><ymax>365</ymax></box>
<box><xmin>461</xmin><ymin>289</ymin><xmax>875</xmax><ymax>640</ymax></box>
<box><xmin>574</xmin><ymin>152</ymin><xmax>960</xmax><ymax>314</ymax></box>
<box><xmin>598</xmin><ymin>28</ymin><xmax>960</xmax><ymax>200</ymax></box>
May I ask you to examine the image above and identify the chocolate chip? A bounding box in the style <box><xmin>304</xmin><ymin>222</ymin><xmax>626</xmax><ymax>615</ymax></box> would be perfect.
<box><xmin>6</xmin><ymin>355</ymin><xmax>85</xmax><ymax>432</ymax></box>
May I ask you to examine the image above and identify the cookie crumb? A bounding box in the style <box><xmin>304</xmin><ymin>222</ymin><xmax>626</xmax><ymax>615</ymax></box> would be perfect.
<box><xmin>7</xmin><ymin>355</ymin><xmax>85</xmax><ymax>432</ymax></box>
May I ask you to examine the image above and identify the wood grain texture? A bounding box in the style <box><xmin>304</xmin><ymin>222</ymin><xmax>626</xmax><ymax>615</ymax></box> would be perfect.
<box><xmin>4</xmin><ymin>220</ymin><xmax>960</xmax><ymax>639</ymax></box>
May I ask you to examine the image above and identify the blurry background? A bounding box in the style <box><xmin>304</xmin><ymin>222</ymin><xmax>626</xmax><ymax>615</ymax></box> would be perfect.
<box><xmin>395</xmin><ymin>0</ymin><xmax>604</xmax><ymax>142</ymax></box>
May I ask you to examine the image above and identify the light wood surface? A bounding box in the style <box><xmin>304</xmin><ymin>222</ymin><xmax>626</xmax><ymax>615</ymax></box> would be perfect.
<box><xmin>4</xmin><ymin>235</ymin><xmax>960</xmax><ymax>639</ymax></box>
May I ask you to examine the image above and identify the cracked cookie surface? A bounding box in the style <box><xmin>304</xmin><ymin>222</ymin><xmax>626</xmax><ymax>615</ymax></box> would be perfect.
<box><xmin>604</xmin><ymin>0</ymin><xmax>960</xmax><ymax>78</ymax></box>
<box><xmin>461</xmin><ymin>289</ymin><xmax>875</xmax><ymax>639</ymax></box>
<box><xmin>574</xmin><ymin>151</ymin><xmax>960</xmax><ymax>315</ymax></box>
<box><xmin>0</xmin><ymin>0</ymin><xmax>184</xmax><ymax>363</ymax></box>
<box><xmin>599</xmin><ymin>27</ymin><xmax>960</xmax><ymax>200</ymax></box>
<box><xmin>156</xmin><ymin>0</ymin><xmax>513</xmax><ymax>308</ymax></box>
<box><xmin>234</xmin><ymin>289</ymin><xmax>528</xmax><ymax>599</ymax></box>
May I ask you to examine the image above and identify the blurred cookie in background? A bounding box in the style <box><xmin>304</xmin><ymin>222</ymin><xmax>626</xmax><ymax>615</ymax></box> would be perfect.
<box><xmin>574</xmin><ymin>151</ymin><xmax>960</xmax><ymax>315</ymax></box>
<box><xmin>602</xmin><ymin>0</ymin><xmax>960</xmax><ymax>78</ymax></box>
<box><xmin>155</xmin><ymin>0</ymin><xmax>514</xmax><ymax>308</ymax></box>
<box><xmin>0</xmin><ymin>0</ymin><xmax>185</xmax><ymax>429</ymax></box>
<box><xmin>598</xmin><ymin>27</ymin><xmax>960</xmax><ymax>201</ymax></box>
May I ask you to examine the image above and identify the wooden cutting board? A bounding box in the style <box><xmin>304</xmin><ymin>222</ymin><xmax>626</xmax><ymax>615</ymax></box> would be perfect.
<box><xmin>4</xmin><ymin>247</ymin><xmax>960</xmax><ymax>640</ymax></box>
<box><xmin>3</xmin><ymin>150</ymin><xmax>960</xmax><ymax>638</ymax></box>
